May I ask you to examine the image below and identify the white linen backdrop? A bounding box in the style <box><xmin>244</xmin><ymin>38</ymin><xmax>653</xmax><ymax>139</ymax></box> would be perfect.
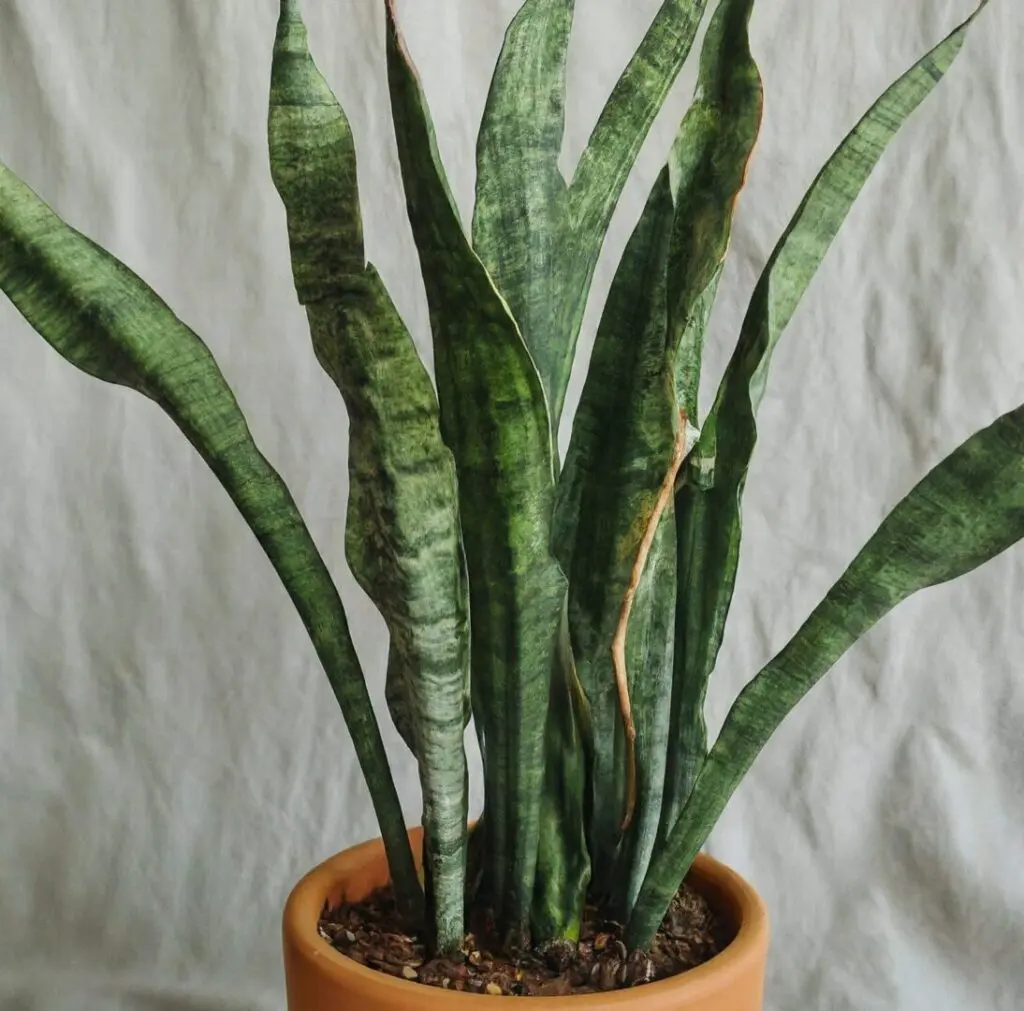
<box><xmin>1</xmin><ymin>1</ymin><xmax>1021</xmax><ymax>1008</ymax></box>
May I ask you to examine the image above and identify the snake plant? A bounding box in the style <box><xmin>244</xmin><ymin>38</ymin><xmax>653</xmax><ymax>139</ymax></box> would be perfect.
<box><xmin>1</xmin><ymin>0</ymin><xmax>1015</xmax><ymax>959</ymax></box>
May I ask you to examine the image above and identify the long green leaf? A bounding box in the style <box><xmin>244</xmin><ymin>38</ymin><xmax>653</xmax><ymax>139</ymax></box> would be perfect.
<box><xmin>385</xmin><ymin>0</ymin><xmax>566</xmax><ymax>947</ymax></box>
<box><xmin>630</xmin><ymin>403</ymin><xmax>1024</xmax><ymax>947</ymax></box>
<box><xmin>531</xmin><ymin>610</ymin><xmax>592</xmax><ymax>941</ymax></box>
<box><xmin>664</xmin><ymin>0</ymin><xmax>762</xmax><ymax>422</ymax></box>
<box><xmin>552</xmin><ymin>0</ymin><xmax>762</xmax><ymax>914</ymax></box>
<box><xmin>0</xmin><ymin>159</ymin><xmax>422</xmax><ymax>916</ymax></box>
<box><xmin>553</xmin><ymin>169</ymin><xmax>679</xmax><ymax>910</ymax></box>
<box><xmin>569</xmin><ymin>0</ymin><xmax>710</xmax><ymax>235</ymax></box>
<box><xmin>660</xmin><ymin>1</ymin><xmax>986</xmax><ymax>834</ymax></box>
<box><xmin>657</xmin><ymin>0</ymin><xmax>763</xmax><ymax>842</ymax></box>
<box><xmin>268</xmin><ymin>0</ymin><xmax>468</xmax><ymax>952</ymax></box>
<box><xmin>472</xmin><ymin>0</ymin><xmax>575</xmax><ymax>415</ymax></box>
<box><xmin>472</xmin><ymin>6</ymin><xmax>591</xmax><ymax>938</ymax></box>
<box><xmin>540</xmin><ymin>0</ymin><xmax>710</xmax><ymax>425</ymax></box>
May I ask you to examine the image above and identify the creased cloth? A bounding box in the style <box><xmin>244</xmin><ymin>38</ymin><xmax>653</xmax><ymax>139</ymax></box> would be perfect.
<box><xmin>1</xmin><ymin>2</ymin><xmax>1021</xmax><ymax>1009</ymax></box>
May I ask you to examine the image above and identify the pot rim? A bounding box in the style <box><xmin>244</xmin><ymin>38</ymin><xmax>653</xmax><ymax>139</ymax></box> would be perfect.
<box><xmin>283</xmin><ymin>830</ymin><xmax>769</xmax><ymax>1007</ymax></box>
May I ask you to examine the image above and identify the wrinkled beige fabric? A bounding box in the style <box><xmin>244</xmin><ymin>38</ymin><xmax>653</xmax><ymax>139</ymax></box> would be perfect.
<box><xmin>1</xmin><ymin>2</ymin><xmax>1020</xmax><ymax>1009</ymax></box>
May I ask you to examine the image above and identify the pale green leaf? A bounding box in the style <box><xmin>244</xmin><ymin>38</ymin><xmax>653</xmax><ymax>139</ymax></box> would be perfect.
<box><xmin>630</xmin><ymin>402</ymin><xmax>1024</xmax><ymax>946</ymax></box>
<box><xmin>268</xmin><ymin>0</ymin><xmax>469</xmax><ymax>951</ymax></box>
<box><xmin>385</xmin><ymin>0</ymin><xmax>566</xmax><ymax>947</ymax></box>
<box><xmin>0</xmin><ymin>158</ymin><xmax>422</xmax><ymax>915</ymax></box>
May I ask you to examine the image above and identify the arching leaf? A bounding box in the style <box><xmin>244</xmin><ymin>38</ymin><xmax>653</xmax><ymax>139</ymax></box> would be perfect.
<box><xmin>630</xmin><ymin>402</ymin><xmax>1024</xmax><ymax>947</ymax></box>
<box><xmin>661</xmin><ymin>1</ymin><xmax>986</xmax><ymax>836</ymax></box>
<box><xmin>0</xmin><ymin>158</ymin><xmax>422</xmax><ymax>916</ymax></box>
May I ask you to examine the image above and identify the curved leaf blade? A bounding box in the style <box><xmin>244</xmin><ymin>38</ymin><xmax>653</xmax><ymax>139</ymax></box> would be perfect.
<box><xmin>702</xmin><ymin>2</ymin><xmax>987</xmax><ymax>442</ymax></box>
<box><xmin>657</xmin><ymin>0</ymin><xmax>763</xmax><ymax>841</ymax></box>
<box><xmin>569</xmin><ymin>0</ymin><xmax>710</xmax><ymax>241</ymax></box>
<box><xmin>472</xmin><ymin>0</ymin><xmax>575</xmax><ymax>414</ymax></box>
<box><xmin>553</xmin><ymin>169</ymin><xmax>679</xmax><ymax>909</ymax></box>
<box><xmin>385</xmin><ymin>1</ymin><xmax>566</xmax><ymax>946</ymax></box>
<box><xmin>268</xmin><ymin>0</ymin><xmax>469</xmax><ymax>952</ymax></box>
<box><xmin>542</xmin><ymin>0</ymin><xmax>710</xmax><ymax>425</ymax></box>
<box><xmin>630</xmin><ymin>403</ymin><xmax>1024</xmax><ymax>946</ymax></box>
<box><xmin>661</xmin><ymin>2</ymin><xmax>986</xmax><ymax>833</ymax></box>
<box><xmin>664</xmin><ymin>0</ymin><xmax>762</xmax><ymax>421</ymax></box>
<box><xmin>0</xmin><ymin>159</ymin><xmax>422</xmax><ymax>915</ymax></box>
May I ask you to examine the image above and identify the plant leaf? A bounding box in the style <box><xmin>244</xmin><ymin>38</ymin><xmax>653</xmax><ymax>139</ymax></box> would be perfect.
<box><xmin>472</xmin><ymin>0</ymin><xmax>575</xmax><ymax>417</ymax></box>
<box><xmin>531</xmin><ymin>609</ymin><xmax>592</xmax><ymax>941</ymax></box>
<box><xmin>657</xmin><ymin>0</ymin><xmax>763</xmax><ymax>842</ymax></box>
<box><xmin>553</xmin><ymin>0</ymin><xmax>763</xmax><ymax>912</ymax></box>
<box><xmin>0</xmin><ymin>158</ymin><xmax>422</xmax><ymax>916</ymax></box>
<box><xmin>660</xmin><ymin>1</ymin><xmax>985</xmax><ymax>835</ymax></box>
<box><xmin>664</xmin><ymin>0</ymin><xmax>762</xmax><ymax>422</ymax></box>
<box><xmin>569</xmin><ymin>0</ymin><xmax>710</xmax><ymax>237</ymax></box>
<box><xmin>630</xmin><ymin>403</ymin><xmax>1024</xmax><ymax>947</ymax></box>
<box><xmin>385</xmin><ymin>0</ymin><xmax>567</xmax><ymax>947</ymax></box>
<box><xmin>553</xmin><ymin>168</ymin><xmax>679</xmax><ymax>908</ymax></box>
<box><xmin>268</xmin><ymin>0</ymin><xmax>468</xmax><ymax>952</ymax></box>
<box><xmin>543</xmin><ymin>0</ymin><xmax>710</xmax><ymax>425</ymax></box>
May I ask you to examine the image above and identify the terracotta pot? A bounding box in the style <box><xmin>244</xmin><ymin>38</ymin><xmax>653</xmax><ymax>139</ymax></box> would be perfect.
<box><xmin>283</xmin><ymin>827</ymin><xmax>769</xmax><ymax>1009</ymax></box>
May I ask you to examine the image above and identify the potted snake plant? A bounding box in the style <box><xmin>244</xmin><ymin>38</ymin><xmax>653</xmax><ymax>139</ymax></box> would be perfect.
<box><xmin>0</xmin><ymin>0</ymin><xmax>1014</xmax><ymax>1007</ymax></box>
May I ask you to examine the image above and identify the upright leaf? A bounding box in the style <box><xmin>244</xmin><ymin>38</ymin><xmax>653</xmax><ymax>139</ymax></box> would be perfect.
<box><xmin>472</xmin><ymin>0</ymin><xmax>575</xmax><ymax>414</ymax></box>
<box><xmin>531</xmin><ymin>611</ymin><xmax>592</xmax><ymax>941</ymax></box>
<box><xmin>473</xmin><ymin>9</ymin><xmax>592</xmax><ymax>937</ymax></box>
<box><xmin>385</xmin><ymin>1</ymin><xmax>566</xmax><ymax>947</ymax></box>
<box><xmin>663</xmin><ymin>0</ymin><xmax>762</xmax><ymax>422</ymax></box>
<box><xmin>630</xmin><ymin>403</ymin><xmax>1024</xmax><ymax>947</ymax></box>
<box><xmin>0</xmin><ymin>160</ymin><xmax>422</xmax><ymax>916</ymax></box>
<box><xmin>661</xmin><ymin>2</ymin><xmax>985</xmax><ymax>833</ymax></box>
<box><xmin>545</xmin><ymin>0</ymin><xmax>710</xmax><ymax>424</ymax></box>
<box><xmin>553</xmin><ymin>169</ymin><xmax>679</xmax><ymax>909</ymax></box>
<box><xmin>553</xmin><ymin>0</ymin><xmax>762</xmax><ymax>913</ymax></box>
<box><xmin>657</xmin><ymin>0</ymin><xmax>763</xmax><ymax>840</ymax></box>
<box><xmin>268</xmin><ymin>0</ymin><xmax>469</xmax><ymax>952</ymax></box>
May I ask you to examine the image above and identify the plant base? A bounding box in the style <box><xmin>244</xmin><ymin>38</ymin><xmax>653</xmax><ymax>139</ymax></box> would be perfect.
<box><xmin>283</xmin><ymin>828</ymin><xmax>769</xmax><ymax>1008</ymax></box>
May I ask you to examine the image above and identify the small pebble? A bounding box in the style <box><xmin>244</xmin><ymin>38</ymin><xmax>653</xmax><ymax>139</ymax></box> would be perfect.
<box><xmin>485</xmin><ymin>982</ymin><xmax>503</xmax><ymax>996</ymax></box>
<box><xmin>538</xmin><ymin>976</ymin><xmax>573</xmax><ymax>997</ymax></box>
<box><xmin>542</xmin><ymin>938</ymin><xmax>577</xmax><ymax>972</ymax></box>
<box><xmin>401</xmin><ymin>966</ymin><xmax>419</xmax><ymax>981</ymax></box>
<box><xmin>596</xmin><ymin>960</ymin><xmax>620</xmax><ymax>992</ymax></box>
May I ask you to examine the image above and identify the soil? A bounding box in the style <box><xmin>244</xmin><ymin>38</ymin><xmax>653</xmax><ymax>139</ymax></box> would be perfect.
<box><xmin>318</xmin><ymin>880</ymin><xmax>732</xmax><ymax>997</ymax></box>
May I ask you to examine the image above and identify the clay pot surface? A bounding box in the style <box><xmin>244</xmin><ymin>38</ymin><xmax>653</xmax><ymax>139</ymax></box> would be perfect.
<box><xmin>283</xmin><ymin>828</ymin><xmax>768</xmax><ymax>1010</ymax></box>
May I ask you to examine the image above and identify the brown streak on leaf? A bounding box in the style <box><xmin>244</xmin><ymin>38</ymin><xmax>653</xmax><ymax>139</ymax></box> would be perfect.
<box><xmin>612</xmin><ymin>409</ymin><xmax>689</xmax><ymax>830</ymax></box>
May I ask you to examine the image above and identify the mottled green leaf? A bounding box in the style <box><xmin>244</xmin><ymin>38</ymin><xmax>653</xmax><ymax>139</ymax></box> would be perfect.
<box><xmin>0</xmin><ymin>158</ymin><xmax>422</xmax><ymax>916</ymax></box>
<box><xmin>473</xmin><ymin>11</ymin><xmax>591</xmax><ymax>938</ymax></box>
<box><xmin>473</xmin><ymin>0</ymin><xmax>574</xmax><ymax>417</ymax></box>
<box><xmin>385</xmin><ymin>0</ymin><xmax>566</xmax><ymax>947</ymax></box>
<box><xmin>553</xmin><ymin>0</ymin><xmax>762</xmax><ymax>914</ymax></box>
<box><xmin>664</xmin><ymin>0</ymin><xmax>762</xmax><ymax>422</ymax></box>
<box><xmin>658</xmin><ymin>2</ymin><xmax>984</xmax><ymax>838</ymax></box>
<box><xmin>553</xmin><ymin>169</ymin><xmax>679</xmax><ymax>909</ymax></box>
<box><xmin>267</xmin><ymin>0</ymin><xmax>468</xmax><ymax>952</ymax></box>
<box><xmin>544</xmin><ymin>0</ymin><xmax>710</xmax><ymax>425</ymax></box>
<box><xmin>569</xmin><ymin>0</ymin><xmax>710</xmax><ymax>238</ymax></box>
<box><xmin>657</xmin><ymin>0</ymin><xmax>763</xmax><ymax>842</ymax></box>
<box><xmin>630</xmin><ymin>403</ymin><xmax>1024</xmax><ymax>947</ymax></box>
<box><xmin>531</xmin><ymin>610</ymin><xmax>591</xmax><ymax>941</ymax></box>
